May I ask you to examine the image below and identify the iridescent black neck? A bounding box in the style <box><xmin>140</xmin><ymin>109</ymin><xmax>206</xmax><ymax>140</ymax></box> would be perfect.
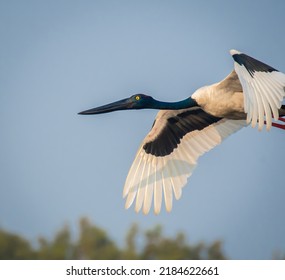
<box><xmin>150</xmin><ymin>97</ymin><xmax>198</xmax><ymax>110</ymax></box>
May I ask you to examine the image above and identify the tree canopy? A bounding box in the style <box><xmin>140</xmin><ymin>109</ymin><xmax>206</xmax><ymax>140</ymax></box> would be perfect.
<box><xmin>0</xmin><ymin>217</ymin><xmax>229</xmax><ymax>260</ymax></box>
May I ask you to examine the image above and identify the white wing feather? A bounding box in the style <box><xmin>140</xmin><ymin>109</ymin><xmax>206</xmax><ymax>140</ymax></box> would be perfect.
<box><xmin>123</xmin><ymin>118</ymin><xmax>247</xmax><ymax>214</ymax></box>
<box><xmin>230</xmin><ymin>50</ymin><xmax>285</xmax><ymax>131</ymax></box>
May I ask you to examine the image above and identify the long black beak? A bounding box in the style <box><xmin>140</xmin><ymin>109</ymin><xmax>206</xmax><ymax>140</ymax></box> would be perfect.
<box><xmin>78</xmin><ymin>97</ymin><xmax>132</xmax><ymax>115</ymax></box>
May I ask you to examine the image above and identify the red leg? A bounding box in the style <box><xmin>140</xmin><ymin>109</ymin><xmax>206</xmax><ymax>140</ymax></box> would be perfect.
<box><xmin>272</xmin><ymin>122</ymin><xmax>285</xmax><ymax>130</ymax></box>
<box><xmin>265</xmin><ymin>118</ymin><xmax>285</xmax><ymax>129</ymax></box>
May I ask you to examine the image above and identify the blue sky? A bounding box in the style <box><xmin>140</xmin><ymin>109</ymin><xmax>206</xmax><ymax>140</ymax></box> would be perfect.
<box><xmin>1</xmin><ymin>0</ymin><xmax>285</xmax><ymax>259</ymax></box>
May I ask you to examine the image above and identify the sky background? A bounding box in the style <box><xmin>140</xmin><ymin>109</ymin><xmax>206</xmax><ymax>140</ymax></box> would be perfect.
<box><xmin>1</xmin><ymin>0</ymin><xmax>285</xmax><ymax>259</ymax></box>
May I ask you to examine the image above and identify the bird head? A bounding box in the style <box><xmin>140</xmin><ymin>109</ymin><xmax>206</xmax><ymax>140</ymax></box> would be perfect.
<box><xmin>78</xmin><ymin>94</ymin><xmax>155</xmax><ymax>115</ymax></box>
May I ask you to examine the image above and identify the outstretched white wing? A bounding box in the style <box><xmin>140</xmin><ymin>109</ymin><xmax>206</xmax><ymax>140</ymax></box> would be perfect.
<box><xmin>230</xmin><ymin>49</ymin><xmax>285</xmax><ymax>131</ymax></box>
<box><xmin>123</xmin><ymin>108</ymin><xmax>246</xmax><ymax>214</ymax></box>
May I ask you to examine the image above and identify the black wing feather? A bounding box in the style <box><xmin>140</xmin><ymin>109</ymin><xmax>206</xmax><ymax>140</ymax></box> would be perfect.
<box><xmin>232</xmin><ymin>53</ymin><xmax>278</xmax><ymax>77</ymax></box>
<box><xmin>143</xmin><ymin>108</ymin><xmax>222</xmax><ymax>157</ymax></box>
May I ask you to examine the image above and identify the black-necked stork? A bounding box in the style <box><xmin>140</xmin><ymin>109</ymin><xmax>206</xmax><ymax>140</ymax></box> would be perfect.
<box><xmin>79</xmin><ymin>50</ymin><xmax>285</xmax><ymax>214</ymax></box>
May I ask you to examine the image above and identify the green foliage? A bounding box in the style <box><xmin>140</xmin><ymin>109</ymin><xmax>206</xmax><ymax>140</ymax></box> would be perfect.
<box><xmin>74</xmin><ymin>217</ymin><xmax>120</xmax><ymax>260</ymax></box>
<box><xmin>141</xmin><ymin>225</ymin><xmax>206</xmax><ymax>260</ymax></box>
<box><xmin>0</xmin><ymin>217</ymin><xmax>227</xmax><ymax>260</ymax></box>
<box><xmin>0</xmin><ymin>229</ymin><xmax>35</xmax><ymax>259</ymax></box>
<box><xmin>207</xmin><ymin>241</ymin><xmax>225</xmax><ymax>260</ymax></box>
<box><xmin>121</xmin><ymin>223</ymin><xmax>138</xmax><ymax>260</ymax></box>
<box><xmin>37</xmin><ymin>224</ymin><xmax>73</xmax><ymax>260</ymax></box>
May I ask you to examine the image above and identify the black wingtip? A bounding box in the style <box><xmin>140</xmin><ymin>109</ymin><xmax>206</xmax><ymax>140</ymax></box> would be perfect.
<box><xmin>231</xmin><ymin>50</ymin><xmax>278</xmax><ymax>76</ymax></box>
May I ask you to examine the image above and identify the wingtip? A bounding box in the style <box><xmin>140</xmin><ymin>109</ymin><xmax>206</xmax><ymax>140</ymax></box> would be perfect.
<box><xmin>166</xmin><ymin>207</ymin><xmax>172</xmax><ymax>213</ymax></box>
<box><xmin>154</xmin><ymin>208</ymin><xmax>160</xmax><ymax>215</ymax></box>
<box><xmin>142</xmin><ymin>208</ymin><xmax>149</xmax><ymax>215</ymax></box>
<box><xmin>229</xmin><ymin>49</ymin><xmax>241</xmax><ymax>56</ymax></box>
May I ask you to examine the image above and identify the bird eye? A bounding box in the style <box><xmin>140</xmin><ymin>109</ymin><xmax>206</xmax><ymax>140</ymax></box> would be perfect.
<box><xmin>135</xmin><ymin>95</ymin><xmax>140</xmax><ymax>101</ymax></box>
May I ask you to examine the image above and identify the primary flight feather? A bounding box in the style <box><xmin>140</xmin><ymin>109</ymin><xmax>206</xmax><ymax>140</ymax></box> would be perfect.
<box><xmin>79</xmin><ymin>50</ymin><xmax>285</xmax><ymax>214</ymax></box>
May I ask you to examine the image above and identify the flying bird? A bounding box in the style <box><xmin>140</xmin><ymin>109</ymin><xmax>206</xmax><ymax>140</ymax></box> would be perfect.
<box><xmin>79</xmin><ymin>50</ymin><xmax>285</xmax><ymax>214</ymax></box>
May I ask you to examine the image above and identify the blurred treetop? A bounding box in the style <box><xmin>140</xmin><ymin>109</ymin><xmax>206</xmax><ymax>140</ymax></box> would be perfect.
<box><xmin>0</xmin><ymin>217</ymin><xmax>231</xmax><ymax>260</ymax></box>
